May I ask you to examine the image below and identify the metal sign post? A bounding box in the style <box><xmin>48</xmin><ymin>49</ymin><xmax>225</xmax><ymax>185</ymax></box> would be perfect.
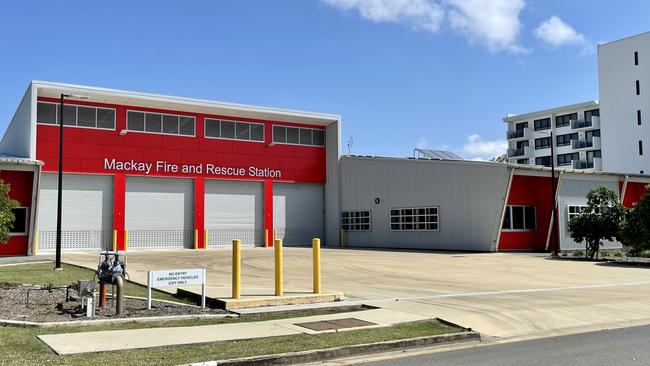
<box><xmin>147</xmin><ymin>268</ymin><xmax>206</xmax><ymax>309</ymax></box>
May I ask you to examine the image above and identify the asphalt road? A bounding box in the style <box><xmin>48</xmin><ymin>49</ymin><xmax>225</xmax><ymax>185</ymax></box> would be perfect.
<box><xmin>361</xmin><ymin>325</ymin><xmax>650</xmax><ymax>366</ymax></box>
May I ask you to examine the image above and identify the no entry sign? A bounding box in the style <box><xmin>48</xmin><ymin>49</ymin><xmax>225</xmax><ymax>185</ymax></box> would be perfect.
<box><xmin>147</xmin><ymin>268</ymin><xmax>207</xmax><ymax>309</ymax></box>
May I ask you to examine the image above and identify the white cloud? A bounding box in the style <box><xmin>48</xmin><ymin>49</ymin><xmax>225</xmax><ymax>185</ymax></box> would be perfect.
<box><xmin>533</xmin><ymin>16</ymin><xmax>585</xmax><ymax>47</ymax></box>
<box><xmin>446</xmin><ymin>0</ymin><xmax>527</xmax><ymax>53</ymax></box>
<box><xmin>322</xmin><ymin>0</ymin><xmax>444</xmax><ymax>32</ymax></box>
<box><xmin>461</xmin><ymin>134</ymin><xmax>507</xmax><ymax>160</ymax></box>
<box><xmin>322</xmin><ymin>0</ymin><xmax>527</xmax><ymax>53</ymax></box>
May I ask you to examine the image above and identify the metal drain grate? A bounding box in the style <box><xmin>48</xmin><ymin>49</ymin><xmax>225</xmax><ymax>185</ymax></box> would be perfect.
<box><xmin>295</xmin><ymin>318</ymin><xmax>376</xmax><ymax>331</ymax></box>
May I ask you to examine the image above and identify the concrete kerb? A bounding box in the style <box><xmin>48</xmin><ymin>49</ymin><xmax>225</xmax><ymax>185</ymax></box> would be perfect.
<box><xmin>0</xmin><ymin>313</ymin><xmax>234</xmax><ymax>328</ymax></box>
<box><xmin>203</xmin><ymin>331</ymin><xmax>480</xmax><ymax>366</ymax></box>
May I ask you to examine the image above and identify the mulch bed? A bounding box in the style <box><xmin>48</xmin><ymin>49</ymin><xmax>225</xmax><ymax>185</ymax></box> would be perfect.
<box><xmin>0</xmin><ymin>283</ymin><xmax>226</xmax><ymax>322</ymax></box>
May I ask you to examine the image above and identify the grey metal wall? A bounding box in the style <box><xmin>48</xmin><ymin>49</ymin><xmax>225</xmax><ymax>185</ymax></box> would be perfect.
<box><xmin>37</xmin><ymin>173</ymin><xmax>113</xmax><ymax>250</ymax></box>
<box><xmin>557</xmin><ymin>175</ymin><xmax>621</xmax><ymax>250</ymax></box>
<box><xmin>125</xmin><ymin>176</ymin><xmax>194</xmax><ymax>248</ymax></box>
<box><xmin>273</xmin><ymin>182</ymin><xmax>324</xmax><ymax>246</ymax></box>
<box><xmin>324</xmin><ymin>121</ymin><xmax>341</xmax><ymax>247</ymax></box>
<box><xmin>340</xmin><ymin>157</ymin><xmax>510</xmax><ymax>251</ymax></box>
<box><xmin>204</xmin><ymin>179</ymin><xmax>263</xmax><ymax>247</ymax></box>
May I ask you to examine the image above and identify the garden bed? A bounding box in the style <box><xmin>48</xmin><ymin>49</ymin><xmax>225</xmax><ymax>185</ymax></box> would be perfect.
<box><xmin>0</xmin><ymin>283</ymin><xmax>226</xmax><ymax>323</ymax></box>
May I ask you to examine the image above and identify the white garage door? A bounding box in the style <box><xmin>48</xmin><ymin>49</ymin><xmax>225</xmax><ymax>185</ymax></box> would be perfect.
<box><xmin>126</xmin><ymin>177</ymin><xmax>193</xmax><ymax>248</ymax></box>
<box><xmin>37</xmin><ymin>173</ymin><xmax>113</xmax><ymax>250</ymax></box>
<box><xmin>273</xmin><ymin>183</ymin><xmax>324</xmax><ymax>246</ymax></box>
<box><xmin>205</xmin><ymin>180</ymin><xmax>263</xmax><ymax>247</ymax></box>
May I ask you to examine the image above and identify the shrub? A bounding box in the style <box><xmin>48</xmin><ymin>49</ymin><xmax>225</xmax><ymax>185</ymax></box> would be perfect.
<box><xmin>621</xmin><ymin>185</ymin><xmax>650</xmax><ymax>254</ymax></box>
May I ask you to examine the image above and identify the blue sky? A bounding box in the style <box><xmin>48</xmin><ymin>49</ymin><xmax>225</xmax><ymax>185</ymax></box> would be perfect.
<box><xmin>0</xmin><ymin>1</ymin><xmax>648</xmax><ymax>160</ymax></box>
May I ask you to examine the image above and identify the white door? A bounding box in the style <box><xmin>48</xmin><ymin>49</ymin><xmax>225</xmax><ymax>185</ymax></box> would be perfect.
<box><xmin>204</xmin><ymin>179</ymin><xmax>263</xmax><ymax>247</ymax></box>
<box><xmin>125</xmin><ymin>177</ymin><xmax>193</xmax><ymax>248</ymax></box>
<box><xmin>37</xmin><ymin>173</ymin><xmax>113</xmax><ymax>250</ymax></box>
<box><xmin>273</xmin><ymin>183</ymin><xmax>324</xmax><ymax>246</ymax></box>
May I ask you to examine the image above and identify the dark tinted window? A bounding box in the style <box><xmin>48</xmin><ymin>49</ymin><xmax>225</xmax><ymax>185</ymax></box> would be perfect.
<box><xmin>162</xmin><ymin>115</ymin><xmax>179</xmax><ymax>134</ymax></box>
<box><xmin>286</xmin><ymin>127</ymin><xmax>299</xmax><ymax>144</ymax></box>
<box><xmin>37</xmin><ymin>102</ymin><xmax>57</xmax><ymax>124</ymax></box>
<box><xmin>273</xmin><ymin>125</ymin><xmax>286</xmax><ymax>143</ymax></box>
<box><xmin>10</xmin><ymin>208</ymin><xmax>27</xmax><ymax>234</ymax></box>
<box><xmin>77</xmin><ymin>106</ymin><xmax>96</xmax><ymax>127</ymax></box>
<box><xmin>145</xmin><ymin>113</ymin><xmax>162</xmax><ymax>133</ymax></box>
<box><xmin>250</xmin><ymin>124</ymin><xmax>264</xmax><ymax>141</ymax></box>
<box><xmin>127</xmin><ymin>111</ymin><xmax>145</xmax><ymax>131</ymax></box>
<box><xmin>220</xmin><ymin>121</ymin><xmax>235</xmax><ymax>138</ymax></box>
<box><xmin>96</xmin><ymin>108</ymin><xmax>115</xmax><ymax>129</ymax></box>
<box><xmin>62</xmin><ymin>105</ymin><xmax>76</xmax><ymax>126</ymax></box>
<box><xmin>179</xmin><ymin>116</ymin><xmax>194</xmax><ymax>135</ymax></box>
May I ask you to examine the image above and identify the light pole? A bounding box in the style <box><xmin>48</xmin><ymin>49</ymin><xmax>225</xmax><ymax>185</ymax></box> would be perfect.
<box><xmin>55</xmin><ymin>93</ymin><xmax>88</xmax><ymax>270</ymax></box>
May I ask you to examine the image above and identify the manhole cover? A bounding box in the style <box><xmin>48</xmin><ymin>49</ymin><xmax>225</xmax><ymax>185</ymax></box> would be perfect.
<box><xmin>295</xmin><ymin>318</ymin><xmax>376</xmax><ymax>331</ymax></box>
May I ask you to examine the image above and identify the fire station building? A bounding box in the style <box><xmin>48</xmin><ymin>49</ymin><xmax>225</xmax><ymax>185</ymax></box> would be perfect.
<box><xmin>0</xmin><ymin>81</ymin><xmax>648</xmax><ymax>256</ymax></box>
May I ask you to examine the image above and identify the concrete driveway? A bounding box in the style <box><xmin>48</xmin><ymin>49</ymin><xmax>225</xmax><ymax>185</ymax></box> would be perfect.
<box><xmin>53</xmin><ymin>248</ymin><xmax>650</xmax><ymax>340</ymax></box>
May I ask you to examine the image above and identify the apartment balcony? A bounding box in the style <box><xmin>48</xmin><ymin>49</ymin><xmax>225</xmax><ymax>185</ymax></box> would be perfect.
<box><xmin>507</xmin><ymin>128</ymin><xmax>530</xmax><ymax>140</ymax></box>
<box><xmin>571</xmin><ymin>116</ymin><xmax>601</xmax><ymax>130</ymax></box>
<box><xmin>507</xmin><ymin>146</ymin><xmax>529</xmax><ymax>158</ymax></box>
<box><xmin>572</xmin><ymin>160</ymin><xmax>594</xmax><ymax>169</ymax></box>
<box><xmin>572</xmin><ymin>137</ymin><xmax>601</xmax><ymax>150</ymax></box>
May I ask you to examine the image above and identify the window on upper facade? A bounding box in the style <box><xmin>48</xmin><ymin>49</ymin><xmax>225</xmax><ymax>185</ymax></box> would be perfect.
<box><xmin>390</xmin><ymin>207</ymin><xmax>439</xmax><ymax>231</ymax></box>
<box><xmin>638</xmin><ymin>110</ymin><xmax>643</xmax><ymax>126</ymax></box>
<box><xmin>636</xmin><ymin>80</ymin><xmax>641</xmax><ymax>95</ymax></box>
<box><xmin>535</xmin><ymin>156</ymin><xmax>552</xmax><ymax>167</ymax></box>
<box><xmin>555</xmin><ymin>113</ymin><xmax>577</xmax><ymax>128</ymax></box>
<box><xmin>640</xmin><ymin>140</ymin><xmax>644</xmax><ymax>156</ymax></box>
<box><xmin>584</xmin><ymin>109</ymin><xmax>600</xmax><ymax>122</ymax></box>
<box><xmin>37</xmin><ymin>102</ymin><xmax>115</xmax><ymax>130</ymax></box>
<box><xmin>557</xmin><ymin>152</ymin><xmax>579</xmax><ymax>166</ymax></box>
<box><xmin>516</xmin><ymin>159</ymin><xmax>529</xmax><ymax>165</ymax></box>
<box><xmin>272</xmin><ymin>125</ymin><xmax>325</xmax><ymax>147</ymax></box>
<box><xmin>556</xmin><ymin>133</ymin><xmax>578</xmax><ymax>147</ymax></box>
<box><xmin>516</xmin><ymin>122</ymin><xmax>528</xmax><ymax>130</ymax></box>
<box><xmin>535</xmin><ymin>137</ymin><xmax>552</xmax><ymax>150</ymax></box>
<box><xmin>204</xmin><ymin>118</ymin><xmax>264</xmax><ymax>142</ymax></box>
<box><xmin>534</xmin><ymin>118</ymin><xmax>551</xmax><ymax>131</ymax></box>
<box><xmin>127</xmin><ymin>111</ymin><xmax>194</xmax><ymax>136</ymax></box>
<box><xmin>341</xmin><ymin>210</ymin><xmax>371</xmax><ymax>231</ymax></box>
<box><xmin>502</xmin><ymin>205</ymin><xmax>535</xmax><ymax>231</ymax></box>
<box><xmin>10</xmin><ymin>207</ymin><xmax>28</xmax><ymax>234</ymax></box>
<box><xmin>635</xmin><ymin>51</ymin><xmax>639</xmax><ymax>65</ymax></box>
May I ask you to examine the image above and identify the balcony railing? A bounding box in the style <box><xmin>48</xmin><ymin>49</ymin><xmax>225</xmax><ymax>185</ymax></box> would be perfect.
<box><xmin>507</xmin><ymin>147</ymin><xmax>526</xmax><ymax>157</ymax></box>
<box><xmin>571</xmin><ymin>119</ymin><xmax>592</xmax><ymax>129</ymax></box>
<box><xmin>572</xmin><ymin>139</ymin><xmax>594</xmax><ymax>149</ymax></box>
<box><xmin>507</xmin><ymin>129</ymin><xmax>526</xmax><ymax>139</ymax></box>
<box><xmin>572</xmin><ymin>160</ymin><xmax>594</xmax><ymax>169</ymax></box>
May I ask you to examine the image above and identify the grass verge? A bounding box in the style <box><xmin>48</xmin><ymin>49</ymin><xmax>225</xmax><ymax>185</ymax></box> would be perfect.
<box><xmin>0</xmin><ymin>320</ymin><xmax>460</xmax><ymax>366</ymax></box>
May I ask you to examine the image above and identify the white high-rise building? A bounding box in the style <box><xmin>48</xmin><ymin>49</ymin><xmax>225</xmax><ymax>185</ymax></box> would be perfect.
<box><xmin>598</xmin><ymin>32</ymin><xmax>650</xmax><ymax>174</ymax></box>
<box><xmin>503</xmin><ymin>101</ymin><xmax>602</xmax><ymax>170</ymax></box>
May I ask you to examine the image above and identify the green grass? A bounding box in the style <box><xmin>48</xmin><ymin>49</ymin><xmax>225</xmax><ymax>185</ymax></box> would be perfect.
<box><xmin>0</xmin><ymin>263</ymin><xmax>190</xmax><ymax>304</ymax></box>
<box><xmin>0</xmin><ymin>320</ymin><xmax>460</xmax><ymax>366</ymax></box>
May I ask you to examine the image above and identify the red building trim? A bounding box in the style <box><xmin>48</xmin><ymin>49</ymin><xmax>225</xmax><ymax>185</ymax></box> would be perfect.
<box><xmin>0</xmin><ymin>170</ymin><xmax>34</xmax><ymax>256</ymax></box>
<box><xmin>264</xmin><ymin>180</ymin><xmax>273</xmax><ymax>247</ymax></box>
<box><xmin>621</xmin><ymin>181</ymin><xmax>648</xmax><ymax>208</ymax></box>
<box><xmin>499</xmin><ymin>174</ymin><xmax>559</xmax><ymax>251</ymax></box>
<box><xmin>194</xmin><ymin>177</ymin><xmax>205</xmax><ymax>249</ymax></box>
<box><xmin>113</xmin><ymin>173</ymin><xmax>126</xmax><ymax>250</ymax></box>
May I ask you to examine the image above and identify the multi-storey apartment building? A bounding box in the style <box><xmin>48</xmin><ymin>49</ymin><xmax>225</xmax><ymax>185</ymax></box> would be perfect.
<box><xmin>503</xmin><ymin>101</ymin><xmax>603</xmax><ymax>170</ymax></box>
<box><xmin>598</xmin><ymin>31</ymin><xmax>650</xmax><ymax>174</ymax></box>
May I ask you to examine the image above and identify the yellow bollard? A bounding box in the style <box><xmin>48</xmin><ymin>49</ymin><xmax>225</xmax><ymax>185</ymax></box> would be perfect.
<box><xmin>33</xmin><ymin>231</ymin><xmax>39</xmax><ymax>255</ymax></box>
<box><xmin>204</xmin><ymin>229</ymin><xmax>208</xmax><ymax>249</ymax></box>
<box><xmin>274</xmin><ymin>239</ymin><xmax>283</xmax><ymax>296</ymax></box>
<box><xmin>124</xmin><ymin>230</ymin><xmax>128</xmax><ymax>251</ymax></box>
<box><xmin>264</xmin><ymin>229</ymin><xmax>268</xmax><ymax>247</ymax></box>
<box><xmin>232</xmin><ymin>239</ymin><xmax>241</xmax><ymax>299</ymax></box>
<box><xmin>312</xmin><ymin>238</ymin><xmax>321</xmax><ymax>294</ymax></box>
<box><xmin>112</xmin><ymin>229</ymin><xmax>117</xmax><ymax>252</ymax></box>
<box><xmin>194</xmin><ymin>229</ymin><xmax>198</xmax><ymax>250</ymax></box>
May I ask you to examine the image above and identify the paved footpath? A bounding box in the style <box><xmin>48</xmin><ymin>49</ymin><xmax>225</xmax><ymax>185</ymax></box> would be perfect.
<box><xmin>38</xmin><ymin>308</ymin><xmax>429</xmax><ymax>355</ymax></box>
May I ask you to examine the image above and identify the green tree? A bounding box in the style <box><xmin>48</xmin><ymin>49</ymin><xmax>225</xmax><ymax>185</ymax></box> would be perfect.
<box><xmin>0</xmin><ymin>180</ymin><xmax>19</xmax><ymax>244</ymax></box>
<box><xmin>621</xmin><ymin>185</ymin><xmax>650</xmax><ymax>255</ymax></box>
<box><xmin>568</xmin><ymin>186</ymin><xmax>623</xmax><ymax>259</ymax></box>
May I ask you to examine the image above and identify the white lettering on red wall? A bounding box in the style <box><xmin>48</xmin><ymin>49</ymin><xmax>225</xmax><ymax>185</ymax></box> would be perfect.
<box><xmin>104</xmin><ymin>158</ymin><xmax>281</xmax><ymax>178</ymax></box>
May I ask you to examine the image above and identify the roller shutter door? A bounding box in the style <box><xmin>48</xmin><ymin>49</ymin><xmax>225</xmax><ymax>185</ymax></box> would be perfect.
<box><xmin>273</xmin><ymin>183</ymin><xmax>324</xmax><ymax>246</ymax></box>
<box><xmin>37</xmin><ymin>173</ymin><xmax>113</xmax><ymax>250</ymax></box>
<box><xmin>126</xmin><ymin>177</ymin><xmax>193</xmax><ymax>248</ymax></box>
<box><xmin>205</xmin><ymin>180</ymin><xmax>263</xmax><ymax>247</ymax></box>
